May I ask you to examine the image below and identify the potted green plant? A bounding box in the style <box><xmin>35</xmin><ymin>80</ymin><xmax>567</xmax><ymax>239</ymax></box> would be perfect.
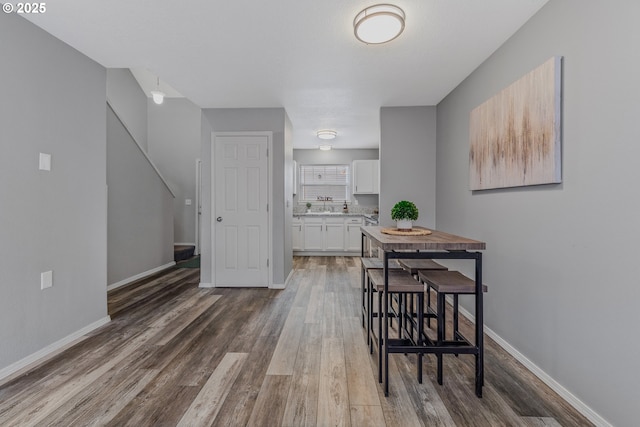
<box><xmin>391</xmin><ymin>200</ymin><xmax>419</xmax><ymax>230</ymax></box>
<box><xmin>306</xmin><ymin>202</ymin><xmax>312</xmax><ymax>213</ymax></box>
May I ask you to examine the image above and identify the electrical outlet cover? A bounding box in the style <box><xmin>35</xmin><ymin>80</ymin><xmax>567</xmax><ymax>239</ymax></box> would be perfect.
<box><xmin>39</xmin><ymin>153</ymin><xmax>51</xmax><ymax>171</ymax></box>
<box><xmin>41</xmin><ymin>270</ymin><xmax>53</xmax><ymax>289</ymax></box>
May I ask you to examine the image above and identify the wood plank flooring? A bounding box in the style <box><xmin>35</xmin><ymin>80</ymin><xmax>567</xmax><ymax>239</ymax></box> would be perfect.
<box><xmin>0</xmin><ymin>257</ymin><xmax>593</xmax><ymax>426</ymax></box>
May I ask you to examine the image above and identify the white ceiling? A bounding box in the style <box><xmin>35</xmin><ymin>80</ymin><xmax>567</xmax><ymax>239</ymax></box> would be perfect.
<box><xmin>22</xmin><ymin>0</ymin><xmax>548</xmax><ymax>149</ymax></box>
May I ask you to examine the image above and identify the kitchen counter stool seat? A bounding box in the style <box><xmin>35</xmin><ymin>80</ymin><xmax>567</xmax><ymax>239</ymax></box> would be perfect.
<box><xmin>398</xmin><ymin>258</ymin><xmax>448</xmax><ymax>275</ymax></box>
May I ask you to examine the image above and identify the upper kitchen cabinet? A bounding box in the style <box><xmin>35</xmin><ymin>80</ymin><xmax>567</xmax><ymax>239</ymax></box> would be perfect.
<box><xmin>352</xmin><ymin>159</ymin><xmax>379</xmax><ymax>194</ymax></box>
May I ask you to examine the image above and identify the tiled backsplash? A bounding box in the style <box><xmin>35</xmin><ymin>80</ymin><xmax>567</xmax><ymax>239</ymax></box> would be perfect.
<box><xmin>293</xmin><ymin>204</ymin><xmax>378</xmax><ymax>215</ymax></box>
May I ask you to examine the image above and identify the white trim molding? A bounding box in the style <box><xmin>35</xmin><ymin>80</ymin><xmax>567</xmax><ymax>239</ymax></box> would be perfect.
<box><xmin>106</xmin><ymin>100</ymin><xmax>176</xmax><ymax>198</ymax></box>
<box><xmin>455</xmin><ymin>301</ymin><xmax>612</xmax><ymax>427</ymax></box>
<box><xmin>271</xmin><ymin>269</ymin><xmax>295</xmax><ymax>290</ymax></box>
<box><xmin>199</xmin><ymin>282</ymin><xmax>215</xmax><ymax>288</ymax></box>
<box><xmin>0</xmin><ymin>316</ymin><xmax>111</xmax><ymax>385</ymax></box>
<box><xmin>107</xmin><ymin>261</ymin><xmax>176</xmax><ymax>291</ymax></box>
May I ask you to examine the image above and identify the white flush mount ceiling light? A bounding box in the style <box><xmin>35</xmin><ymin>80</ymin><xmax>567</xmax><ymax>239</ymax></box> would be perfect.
<box><xmin>150</xmin><ymin>77</ymin><xmax>165</xmax><ymax>105</ymax></box>
<box><xmin>319</xmin><ymin>145</ymin><xmax>332</xmax><ymax>151</ymax></box>
<box><xmin>317</xmin><ymin>130</ymin><xmax>337</xmax><ymax>140</ymax></box>
<box><xmin>354</xmin><ymin>4</ymin><xmax>405</xmax><ymax>44</ymax></box>
<box><xmin>151</xmin><ymin>91</ymin><xmax>164</xmax><ymax>105</ymax></box>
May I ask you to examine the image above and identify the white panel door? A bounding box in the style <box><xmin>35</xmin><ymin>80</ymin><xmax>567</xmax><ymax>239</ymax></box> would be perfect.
<box><xmin>214</xmin><ymin>134</ymin><xmax>269</xmax><ymax>287</ymax></box>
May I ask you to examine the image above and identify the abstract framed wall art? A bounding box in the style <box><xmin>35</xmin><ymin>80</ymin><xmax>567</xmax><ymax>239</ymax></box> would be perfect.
<box><xmin>469</xmin><ymin>56</ymin><xmax>562</xmax><ymax>190</ymax></box>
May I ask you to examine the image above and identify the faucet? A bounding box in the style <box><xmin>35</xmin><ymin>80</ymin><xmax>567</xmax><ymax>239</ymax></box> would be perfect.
<box><xmin>316</xmin><ymin>196</ymin><xmax>333</xmax><ymax>212</ymax></box>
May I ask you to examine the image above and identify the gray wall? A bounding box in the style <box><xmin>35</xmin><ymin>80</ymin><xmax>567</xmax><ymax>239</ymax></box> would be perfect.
<box><xmin>293</xmin><ymin>148</ymin><xmax>380</xmax><ymax>209</ymax></box>
<box><xmin>200</xmin><ymin>108</ymin><xmax>289</xmax><ymax>287</ymax></box>
<box><xmin>283</xmin><ymin>114</ymin><xmax>294</xmax><ymax>279</ymax></box>
<box><xmin>0</xmin><ymin>12</ymin><xmax>108</xmax><ymax>371</ymax></box>
<box><xmin>436</xmin><ymin>1</ymin><xmax>639</xmax><ymax>425</ymax></box>
<box><xmin>107</xmin><ymin>105</ymin><xmax>174</xmax><ymax>285</ymax></box>
<box><xmin>380</xmin><ymin>107</ymin><xmax>437</xmax><ymax>228</ymax></box>
<box><xmin>106</xmin><ymin>69</ymin><xmax>148</xmax><ymax>152</ymax></box>
<box><xmin>107</xmin><ymin>72</ymin><xmax>200</xmax><ymax>247</ymax></box>
<box><xmin>199</xmin><ymin>114</ymin><xmax>214</xmax><ymax>285</ymax></box>
<box><xmin>147</xmin><ymin>98</ymin><xmax>202</xmax><ymax>244</ymax></box>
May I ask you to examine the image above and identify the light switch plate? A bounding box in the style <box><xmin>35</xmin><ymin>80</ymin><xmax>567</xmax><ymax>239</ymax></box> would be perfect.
<box><xmin>39</xmin><ymin>153</ymin><xmax>51</xmax><ymax>171</ymax></box>
<box><xmin>185</xmin><ymin>199</ymin><xmax>192</xmax><ymax>206</ymax></box>
<box><xmin>41</xmin><ymin>270</ymin><xmax>53</xmax><ymax>289</ymax></box>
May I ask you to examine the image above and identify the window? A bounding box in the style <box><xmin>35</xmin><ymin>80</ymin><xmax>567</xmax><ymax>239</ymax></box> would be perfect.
<box><xmin>299</xmin><ymin>164</ymin><xmax>350</xmax><ymax>202</ymax></box>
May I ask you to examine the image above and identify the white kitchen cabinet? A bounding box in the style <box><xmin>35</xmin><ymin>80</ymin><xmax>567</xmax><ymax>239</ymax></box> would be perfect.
<box><xmin>325</xmin><ymin>218</ymin><xmax>346</xmax><ymax>251</ymax></box>
<box><xmin>303</xmin><ymin>217</ymin><xmax>324</xmax><ymax>250</ymax></box>
<box><xmin>294</xmin><ymin>215</ymin><xmax>364</xmax><ymax>253</ymax></box>
<box><xmin>352</xmin><ymin>160</ymin><xmax>379</xmax><ymax>194</ymax></box>
<box><xmin>292</xmin><ymin>217</ymin><xmax>303</xmax><ymax>250</ymax></box>
<box><xmin>344</xmin><ymin>217</ymin><xmax>363</xmax><ymax>252</ymax></box>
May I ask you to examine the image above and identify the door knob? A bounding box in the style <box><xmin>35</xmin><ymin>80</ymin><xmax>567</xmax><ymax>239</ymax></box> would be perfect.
<box><xmin>216</xmin><ymin>217</ymin><xmax>223</xmax><ymax>222</ymax></box>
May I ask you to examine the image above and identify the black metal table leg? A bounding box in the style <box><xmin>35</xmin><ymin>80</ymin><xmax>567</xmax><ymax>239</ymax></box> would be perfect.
<box><xmin>384</xmin><ymin>251</ymin><xmax>390</xmax><ymax>396</ymax></box>
<box><xmin>475</xmin><ymin>251</ymin><xmax>484</xmax><ymax>397</ymax></box>
<box><xmin>437</xmin><ymin>291</ymin><xmax>445</xmax><ymax>385</ymax></box>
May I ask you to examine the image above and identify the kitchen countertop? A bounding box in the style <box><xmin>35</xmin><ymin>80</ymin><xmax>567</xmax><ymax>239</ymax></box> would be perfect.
<box><xmin>293</xmin><ymin>212</ymin><xmax>364</xmax><ymax>217</ymax></box>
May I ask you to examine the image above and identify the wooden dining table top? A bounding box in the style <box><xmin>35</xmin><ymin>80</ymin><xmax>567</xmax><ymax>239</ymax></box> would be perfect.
<box><xmin>361</xmin><ymin>226</ymin><xmax>486</xmax><ymax>251</ymax></box>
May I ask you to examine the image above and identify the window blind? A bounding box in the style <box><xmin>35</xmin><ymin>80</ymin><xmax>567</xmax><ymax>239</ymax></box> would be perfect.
<box><xmin>299</xmin><ymin>164</ymin><xmax>350</xmax><ymax>202</ymax></box>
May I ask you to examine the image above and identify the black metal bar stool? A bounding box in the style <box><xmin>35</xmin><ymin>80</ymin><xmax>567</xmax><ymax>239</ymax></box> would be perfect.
<box><xmin>368</xmin><ymin>269</ymin><xmax>426</xmax><ymax>384</ymax></box>
<box><xmin>398</xmin><ymin>258</ymin><xmax>448</xmax><ymax>276</ymax></box>
<box><xmin>417</xmin><ymin>270</ymin><xmax>488</xmax><ymax>386</ymax></box>
<box><xmin>360</xmin><ymin>257</ymin><xmax>402</xmax><ymax>347</ymax></box>
<box><xmin>397</xmin><ymin>258</ymin><xmax>448</xmax><ymax>329</ymax></box>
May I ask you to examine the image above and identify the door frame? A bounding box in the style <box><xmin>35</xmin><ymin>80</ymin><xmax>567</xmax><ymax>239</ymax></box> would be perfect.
<box><xmin>195</xmin><ymin>158</ymin><xmax>201</xmax><ymax>256</ymax></box>
<box><xmin>210</xmin><ymin>131</ymin><xmax>273</xmax><ymax>287</ymax></box>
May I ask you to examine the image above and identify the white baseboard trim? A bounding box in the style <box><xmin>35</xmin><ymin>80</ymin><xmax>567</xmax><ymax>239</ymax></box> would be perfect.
<box><xmin>0</xmin><ymin>316</ymin><xmax>111</xmax><ymax>385</ymax></box>
<box><xmin>107</xmin><ymin>262</ymin><xmax>176</xmax><ymax>291</ymax></box>
<box><xmin>270</xmin><ymin>269</ymin><xmax>294</xmax><ymax>290</ymax></box>
<box><xmin>293</xmin><ymin>251</ymin><xmax>360</xmax><ymax>257</ymax></box>
<box><xmin>455</xmin><ymin>302</ymin><xmax>612</xmax><ymax>427</ymax></box>
<box><xmin>174</xmin><ymin>242</ymin><xmax>196</xmax><ymax>246</ymax></box>
<box><xmin>285</xmin><ymin>269</ymin><xmax>295</xmax><ymax>286</ymax></box>
<box><xmin>199</xmin><ymin>282</ymin><xmax>214</xmax><ymax>288</ymax></box>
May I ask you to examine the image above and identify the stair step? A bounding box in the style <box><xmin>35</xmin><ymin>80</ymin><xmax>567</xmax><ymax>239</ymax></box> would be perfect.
<box><xmin>174</xmin><ymin>245</ymin><xmax>195</xmax><ymax>262</ymax></box>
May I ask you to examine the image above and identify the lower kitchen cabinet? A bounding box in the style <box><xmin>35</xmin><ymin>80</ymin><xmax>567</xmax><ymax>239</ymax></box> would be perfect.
<box><xmin>303</xmin><ymin>218</ymin><xmax>324</xmax><ymax>250</ymax></box>
<box><xmin>325</xmin><ymin>218</ymin><xmax>346</xmax><ymax>251</ymax></box>
<box><xmin>292</xmin><ymin>217</ymin><xmax>303</xmax><ymax>251</ymax></box>
<box><xmin>345</xmin><ymin>217</ymin><xmax>363</xmax><ymax>252</ymax></box>
<box><xmin>294</xmin><ymin>215</ymin><xmax>363</xmax><ymax>254</ymax></box>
